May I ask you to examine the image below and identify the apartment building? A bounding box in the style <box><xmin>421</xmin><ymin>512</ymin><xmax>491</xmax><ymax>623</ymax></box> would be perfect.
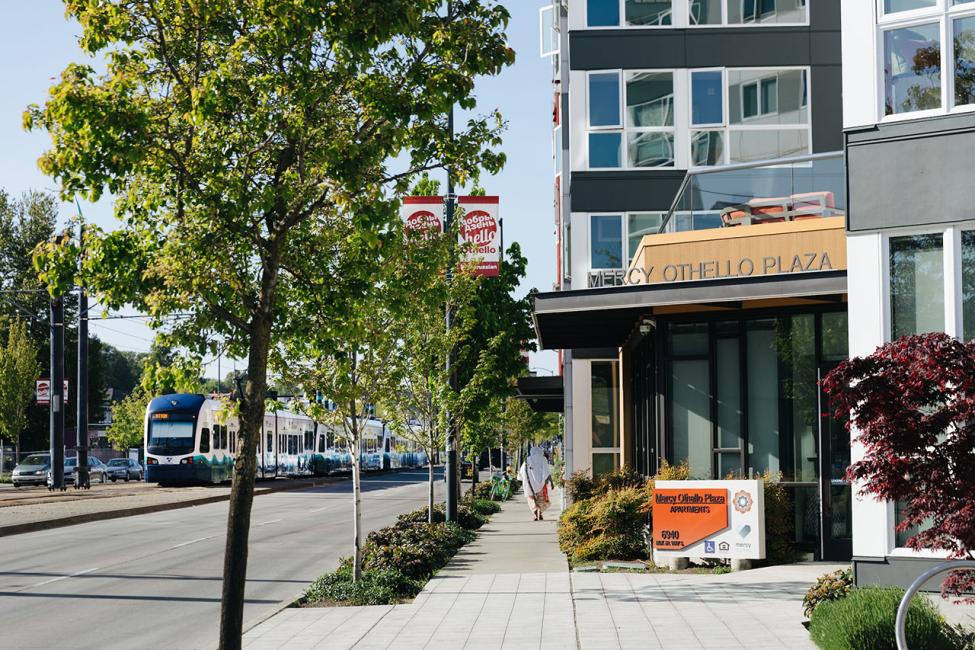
<box><xmin>528</xmin><ymin>0</ymin><xmax>851</xmax><ymax>560</ymax></box>
<box><xmin>842</xmin><ymin>0</ymin><xmax>975</xmax><ymax>586</ymax></box>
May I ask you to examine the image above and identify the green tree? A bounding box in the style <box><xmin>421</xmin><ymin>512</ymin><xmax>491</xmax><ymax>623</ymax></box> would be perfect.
<box><xmin>382</xmin><ymin>224</ymin><xmax>478</xmax><ymax>520</ymax></box>
<box><xmin>0</xmin><ymin>319</ymin><xmax>41</xmax><ymax>458</ymax></box>
<box><xmin>28</xmin><ymin>2</ymin><xmax>512</xmax><ymax>644</ymax></box>
<box><xmin>456</xmin><ymin>244</ymin><xmax>535</xmax><ymax>468</ymax></box>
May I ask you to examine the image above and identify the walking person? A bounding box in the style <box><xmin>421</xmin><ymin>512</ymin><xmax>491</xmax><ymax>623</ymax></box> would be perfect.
<box><xmin>519</xmin><ymin>446</ymin><xmax>554</xmax><ymax>521</ymax></box>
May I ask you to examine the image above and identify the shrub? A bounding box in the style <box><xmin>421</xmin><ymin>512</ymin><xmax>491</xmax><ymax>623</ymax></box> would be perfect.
<box><xmin>809</xmin><ymin>586</ymin><xmax>957</xmax><ymax>650</ymax></box>
<box><xmin>508</xmin><ymin>477</ymin><xmax>522</xmax><ymax>496</ymax></box>
<box><xmin>559</xmin><ymin>486</ymin><xmax>649</xmax><ymax>564</ymax></box>
<box><xmin>565</xmin><ymin>470</ymin><xmax>596</xmax><ymax>502</ymax></box>
<box><xmin>362</xmin><ymin>522</ymin><xmax>474</xmax><ymax>580</ymax></box>
<box><xmin>465</xmin><ymin>482</ymin><xmax>493</xmax><ymax>502</ymax></box>
<box><xmin>468</xmin><ymin>498</ymin><xmax>501</xmax><ymax>517</ymax></box>
<box><xmin>303</xmin><ymin>559</ymin><xmax>424</xmax><ymax>606</ymax></box>
<box><xmin>803</xmin><ymin>568</ymin><xmax>854</xmax><ymax>618</ymax></box>
<box><xmin>397</xmin><ymin>503</ymin><xmax>487</xmax><ymax>531</ymax></box>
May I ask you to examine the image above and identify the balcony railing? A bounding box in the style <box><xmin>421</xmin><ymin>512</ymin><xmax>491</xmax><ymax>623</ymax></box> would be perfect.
<box><xmin>658</xmin><ymin>151</ymin><xmax>846</xmax><ymax>235</ymax></box>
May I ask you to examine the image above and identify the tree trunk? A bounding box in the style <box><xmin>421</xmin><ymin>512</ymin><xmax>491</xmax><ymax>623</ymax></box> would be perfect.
<box><xmin>428</xmin><ymin>455</ymin><xmax>435</xmax><ymax>523</ymax></box>
<box><xmin>218</xmin><ymin>321</ymin><xmax>270</xmax><ymax>650</ymax></box>
<box><xmin>349</xmin><ymin>397</ymin><xmax>362</xmax><ymax>583</ymax></box>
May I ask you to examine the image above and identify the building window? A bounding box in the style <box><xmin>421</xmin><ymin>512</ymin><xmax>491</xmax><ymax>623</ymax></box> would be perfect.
<box><xmin>689</xmin><ymin>68</ymin><xmax>810</xmax><ymax>166</ymax></box>
<box><xmin>879</xmin><ymin>2</ymin><xmax>975</xmax><ymax>117</ymax></box>
<box><xmin>589</xmin><ymin>0</ymin><xmax>807</xmax><ymax>28</ymax></box>
<box><xmin>591</xmin><ymin>215</ymin><xmax>624</xmax><ymax>269</ymax></box>
<box><xmin>889</xmin><ymin>234</ymin><xmax>945</xmax><ymax>339</ymax></box>
<box><xmin>587</xmin><ymin>0</ymin><xmax>673</xmax><ymax>27</ymax></box>
<box><xmin>963</xmin><ymin>230</ymin><xmax>975</xmax><ymax>341</ymax></box>
<box><xmin>628</xmin><ymin>213</ymin><xmax>663</xmax><ymax>260</ymax></box>
<box><xmin>626</xmin><ymin>0</ymin><xmax>673</xmax><ymax>25</ymax></box>
<box><xmin>587</xmin><ymin>0</ymin><xmax>621</xmax><ymax>26</ymax></box>
<box><xmin>591</xmin><ymin>361</ymin><xmax>621</xmax><ymax>477</ymax></box>
<box><xmin>588</xmin><ymin>71</ymin><xmax>674</xmax><ymax>168</ymax></box>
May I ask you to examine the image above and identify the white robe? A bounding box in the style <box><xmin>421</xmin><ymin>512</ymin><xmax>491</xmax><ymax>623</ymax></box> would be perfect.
<box><xmin>519</xmin><ymin>447</ymin><xmax>552</xmax><ymax>514</ymax></box>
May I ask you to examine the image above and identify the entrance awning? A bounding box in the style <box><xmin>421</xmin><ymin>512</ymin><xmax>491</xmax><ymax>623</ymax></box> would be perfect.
<box><xmin>515</xmin><ymin>375</ymin><xmax>564</xmax><ymax>413</ymax></box>
<box><xmin>534</xmin><ymin>270</ymin><xmax>847</xmax><ymax>350</ymax></box>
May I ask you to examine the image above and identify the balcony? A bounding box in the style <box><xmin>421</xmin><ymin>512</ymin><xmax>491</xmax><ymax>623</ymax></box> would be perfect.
<box><xmin>658</xmin><ymin>151</ymin><xmax>845</xmax><ymax>234</ymax></box>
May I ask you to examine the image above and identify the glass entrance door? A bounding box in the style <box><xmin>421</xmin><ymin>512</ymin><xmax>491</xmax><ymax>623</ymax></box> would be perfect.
<box><xmin>818</xmin><ymin>364</ymin><xmax>852</xmax><ymax>561</ymax></box>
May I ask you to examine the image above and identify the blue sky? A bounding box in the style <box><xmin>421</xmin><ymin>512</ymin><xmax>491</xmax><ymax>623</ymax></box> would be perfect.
<box><xmin>0</xmin><ymin>2</ymin><xmax>558</xmax><ymax>377</ymax></box>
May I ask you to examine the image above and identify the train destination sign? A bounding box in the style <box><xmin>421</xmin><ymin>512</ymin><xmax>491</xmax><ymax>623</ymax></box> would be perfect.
<box><xmin>653</xmin><ymin>480</ymin><xmax>766</xmax><ymax>561</ymax></box>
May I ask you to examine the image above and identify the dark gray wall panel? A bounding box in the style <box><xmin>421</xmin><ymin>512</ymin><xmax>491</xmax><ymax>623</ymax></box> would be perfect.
<box><xmin>810</xmin><ymin>0</ymin><xmax>842</xmax><ymax>31</ymax></box>
<box><xmin>571</xmin><ymin>171</ymin><xmax>686</xmax><ymax>212</ymax></box>
<box><xmin>570</xmin><ymin>29</ymin><xmax>823</xmax><ymax>70</ymax></box>
<box><xmin>809</xmin><ymin>31</ymin><xmax>842</xmax><ymax>65</ymax></box>
<box><xmin>854</xmin><ymin>556</ymin><xmax>950</xmax><ymax>592</ymax></box>
<box><xmin>846</xmin><ymin>113</ymin><xmax>975</xmax><ymax>231</ymax></box>
<box><xmin>811</xmin><ymin>66</ymin><xmax>843</xmax><ymax>152</ymax></box>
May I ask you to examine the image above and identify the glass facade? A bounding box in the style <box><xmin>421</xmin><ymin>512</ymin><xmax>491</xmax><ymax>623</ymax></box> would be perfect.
<box><xmin>889</xmin><ymin>234</ymin><xmax>944</xmax><ymax>339</ymax></box>
<box><xmin>964</xmin><ymin>231</ymin><xmax>975</xmax><ymax>342</ymax></box>
<box><xmin>591</xmin><ymin>360</ymin><xmax>621</xmax><ymax>477</ymax></box>
<box><xmin>654</xmin><ymin>310</ymin><xmax>848</xmax><ymax>552</ymax></box>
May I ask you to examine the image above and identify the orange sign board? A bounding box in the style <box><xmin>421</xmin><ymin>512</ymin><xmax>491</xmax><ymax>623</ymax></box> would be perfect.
<box><xmin>652</xmin><ymin>488</ymin><xmax>729</xmax><ymax>551</ymax></box>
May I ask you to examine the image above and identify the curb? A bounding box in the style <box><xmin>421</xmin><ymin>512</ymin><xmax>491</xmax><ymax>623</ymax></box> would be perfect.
<box><xmin>0</xmin><ymin>473</ymin><xmax>349</xmax><ymax>538</ymax></box>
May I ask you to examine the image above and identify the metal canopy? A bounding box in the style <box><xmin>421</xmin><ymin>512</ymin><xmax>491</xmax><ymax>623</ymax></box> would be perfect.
<box><xmin>515</xmin><ymin>375</ymin><xmax>564</xmax><ymax>413</ymax></box>
<box><xmin>533</xmin><ymin>270</ymin><xmax>847</xmax><ymax>350</ymax></box>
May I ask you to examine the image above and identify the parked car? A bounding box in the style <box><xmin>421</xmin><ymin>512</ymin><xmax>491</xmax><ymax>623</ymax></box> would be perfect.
<box><xmin>46</xmin><ymin>457</ymin><xmax>108</xmax><ymax>487</ymax></box>
<box><xmin>11</xmin><ymin>453</ymin><xmax>51</xmax><ymax>488</ymax></box>
<box><xmin>105</xmin><ymin>458</ymin><xmax>144</xmax><ymax>482</ymax></box>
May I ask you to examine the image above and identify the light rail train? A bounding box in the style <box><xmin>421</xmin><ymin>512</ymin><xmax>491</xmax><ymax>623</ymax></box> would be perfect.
<box><xmin>143</xmin><ymin>394</ymin><xmax>427</xmax><ymax>486</ymax></box>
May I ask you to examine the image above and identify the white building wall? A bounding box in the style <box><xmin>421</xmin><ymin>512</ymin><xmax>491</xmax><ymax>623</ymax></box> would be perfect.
<box><xmin>840</xmin><ymin>0</ymin><xmax>876</xmax><ymax>129</ymax></box>
<box><xmin>570</xmin><ymin>358</ymin><xmax>592</xmax><ymax>476</ymax></box>
<box><xmin>846</xmin><ymin>232</ymin><xmax>892</xmax><ymax>559</ymax></box>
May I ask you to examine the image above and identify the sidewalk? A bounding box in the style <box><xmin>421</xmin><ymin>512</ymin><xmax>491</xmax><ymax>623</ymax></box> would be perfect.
<box><xmin>242</xmin><ymin>487</ymin><xmax>837</xmax><ymax>650</ymax></box>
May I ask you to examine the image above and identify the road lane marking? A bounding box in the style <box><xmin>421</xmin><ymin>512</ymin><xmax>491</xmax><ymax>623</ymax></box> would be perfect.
<box><xmin>29</xmin><ymin>567</ymin><xmax>100</xmax><ymax>589</ymax></box>
<box><xmin>168</xmin><ymin>535</ymin><xmax>217</xmax><ymax>550</ymax></box>
<box><xmin>255</xmin><ymin>519</ymin><xmax>282</xmax><ymax>526</ymax></box>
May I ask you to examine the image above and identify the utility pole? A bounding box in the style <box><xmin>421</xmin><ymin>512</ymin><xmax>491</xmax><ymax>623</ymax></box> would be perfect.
<box><xmin>444</xmin><ymin>23</ymin><xmax>459</xmax><ymax>521</ymax></box>
<box><xmin>76</xmin><ymin>222</ymin><xmax>90</xmax><ymax>489</ymax></box>
<box><xmin>49</xmin><ymin>296</ymin><xmax>65</xmax><ymax>491</ymax></box>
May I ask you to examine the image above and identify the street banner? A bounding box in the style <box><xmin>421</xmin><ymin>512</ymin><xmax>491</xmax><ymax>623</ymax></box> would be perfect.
<box><xmin>36</xmin><ymin>380</ymin><xmax>69</xmax><ymax>406</ymax></box>
<box><xmin>652</xmin><ymin>479</ymin><xmax>765</xmax><ymax>560</ymax></box>
<box><xmin>458</xmin><ymin>196</ymin><xmax>500</xmax><ymax>277</ymax></box>
<box><xmin>401</xmin><ymin>196</ymin><xmax>445</xmax><ymax>237</ymax></box>
<box><xmin>400</xmin><ymin>196</ymin><xmax>501</xmax><ymax>277</ymax></box>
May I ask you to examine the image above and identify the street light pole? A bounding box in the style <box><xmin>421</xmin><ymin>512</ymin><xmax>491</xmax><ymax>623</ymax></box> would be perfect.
<box><xmin>444</xmin><ymin>100</ymin><xmax>459</xmax><ymax>523</ymax></box>
<box><xmin>77</xmin><ymin>222</ymin><xmax>90</xmax><ymax>489</ymax></box>
<box><xmin>49</xmin><ymin>296</ymin><xmax>65</xmax><ymax>491</ymax></box>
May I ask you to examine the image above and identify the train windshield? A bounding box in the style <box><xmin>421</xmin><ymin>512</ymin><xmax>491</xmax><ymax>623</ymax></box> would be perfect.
<box><xmin>147</xmin><ymin>420</ymin><xmax>195</xmax><ymax>456</ymax></box>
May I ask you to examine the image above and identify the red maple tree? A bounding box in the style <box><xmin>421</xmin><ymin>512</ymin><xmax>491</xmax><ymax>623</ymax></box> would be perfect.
<box><xmin>822</xmin><ymin>332</ymin><xmax>975</xmax><ymax>600</ymax></box>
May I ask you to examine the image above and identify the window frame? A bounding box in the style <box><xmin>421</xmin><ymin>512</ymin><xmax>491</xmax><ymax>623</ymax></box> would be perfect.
<box><xmin>588</xmin><ymin>213</ymin><xmax>626</xmax><ymax>270</ymax></box>
<box><xmin>586</xmin><ymin>68</ymin><xmax>677</xmax><ymax>170</ymax></box>
<box><xmin>585</xmin><ymin>0</ymin><xmax>677</xmax><ymax>29</ymax></box>
<box><xmin>876</xmin><ymin>0</ymin><xmax>975</xmax><ymax>122</ymax></box>
<box><xmin>692</xmin><ymin>66</ymin><xmax>812</xmax><ymax>168</ymax></box>
<box><xmin>587</xmin><ymin>211</ymin><xmax>671</xmax><ymax>273</ymax></box>
<box><xmin>584</xmin><ymin>0</ymin><xmax>812</xmax><ymax>29</ymax></box>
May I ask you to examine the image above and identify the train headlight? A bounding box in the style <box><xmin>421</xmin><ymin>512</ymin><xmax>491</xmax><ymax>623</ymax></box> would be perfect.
<box><xmin>179</xmin><ymin>457</ymin><xmax>194</xmax><ymax>465</ymax></box>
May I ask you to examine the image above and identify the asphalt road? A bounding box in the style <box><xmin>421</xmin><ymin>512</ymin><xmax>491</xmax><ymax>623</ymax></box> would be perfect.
<box><xmin>0</xmin><ymin>468</ymin><xmax>446</xmax><ymax>650</ymax></box>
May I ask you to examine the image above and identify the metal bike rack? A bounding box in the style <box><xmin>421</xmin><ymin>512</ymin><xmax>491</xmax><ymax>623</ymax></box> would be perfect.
<box><xmin>895</xmin><ymin>559</ymin><xmax>975</xmax><ymax>650</ymax></box>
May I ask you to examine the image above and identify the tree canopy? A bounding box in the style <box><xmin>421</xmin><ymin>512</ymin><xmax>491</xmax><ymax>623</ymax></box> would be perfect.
<box><xmin>28</xmin><ymin>2</ymin><xmax>514</xmax><ymax>644</ymax></box>
<box><xmin>823</xmin><ymin>332</ymin><xmax>975</xmax><ymax>601</ymax></box>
